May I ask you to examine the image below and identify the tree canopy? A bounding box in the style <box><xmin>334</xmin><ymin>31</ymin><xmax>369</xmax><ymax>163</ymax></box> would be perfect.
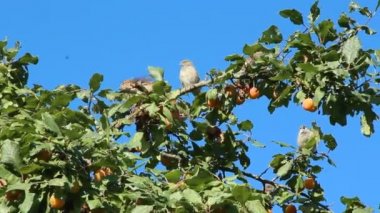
<box><xmin>0</xmin><ymin>1</ymin><xmax>379</xmax><ymax>212</ymax></box>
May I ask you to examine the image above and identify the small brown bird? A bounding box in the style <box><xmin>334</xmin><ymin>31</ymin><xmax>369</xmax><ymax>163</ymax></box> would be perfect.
<box><xmin>297</xmin><ymin>125</ymin><xmax>316</xmax><ymax>151</ymax></box>
<box><xmin>179</xmin><ymin>59</ymin><xmax>201</xmax><ymax>95</ymax></box>
<box><xmin>119</xmin><ymin>78</ymin><xmax>153</xmax><ymax>93</ymax></box>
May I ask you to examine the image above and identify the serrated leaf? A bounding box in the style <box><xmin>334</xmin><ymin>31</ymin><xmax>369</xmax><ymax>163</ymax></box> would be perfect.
<box><xmin>19</xmin><ymin>164</ymin><xmax>44</xmax><ymax>174</ymax></box>
<box><xmin>245</xmin><ymin>200</ymin><xmax>267</xmax><ymax>213</ymax></box>
<box><xmin>87</xmin><ymin>199</ymin><xmax>103</xmax><ymax>210</ymax></box>
<box><xmin>232</xmin><ymin>185</ymin><xmax>251</xmax><ymax>203</ymax></box>
<box><xmin>127</xmin><ymin>132</ymin><xmax>149</xmax><ymax>153</ymax></box>
<box><xmin>131</xmin><ymin>205</ymin><xmax>154</xmax><ymax>213</ymax></box>
<box><xmin>18</xmin><ymin>53</ymin><xmax>38</xmax><ymax>65</ymax></box>
<box><xmin>41</xmin><ymin>112</ymin><xmax>61</xmax><ymax>136</ymax></box>
<box><xmin>314</xmin><ymin>87</ymin><xmax>325</xmax><ymax>105</ymax></box>
<box><xmin>148</xmin><ymin>66</ymin><xmax>164</xmax><ymax>81</ymax></box>
<box><xmin>1</xmin><ymin>140</ymin><xmax>21</xmax><ymax>168</ymax></box>
<box><xmin>270</xmin><ymin>69</ymin><xmax>292</xmax><ymax>81</ymax></box>
<box><xmin>7</xmin><ymin>182</ymin><xmax>31</xmax><ymax>191</ymax></box>
<box><xmin>342</xmin><ymin>36</ymin><xmax>361</xmax><ymax>64</ymax></box>
<box><xmin>183</xmin><ymin>189</ymin><xmax>203</xmax><ymax>205</ymax></box>
<box><xmin>309</xmin><ymin>1</ymin><xmax>320</xmax><ymax>22</ymax></box>
<box><xmin>89</xmin><ymin>73</ymin><xmax>103</xmax><ymax>92</ymax></box>
<box><xmin>19</xmin><ymin>192</ymin><xmax>40</xmax><ymax>213</ymax></box>
<box><xmin>48</xmin><ymin>178</ymin><xmax>66</xmax><ymax>187</ymax></box>
<box><xmin>338</xmin><ymin>13</ymin><xmax>352</xmax><ymax>28</ymax></box>
<box><xmin>259</xmin><ymin>25</ymin><xmax>283</xmax><ymax>44</ymax></box>
<box><xmin>185</xmin><ymin>167</ymin><xmax>215</xmax><ymax>191</ymax></box>
<box><xmin>280</xmin><ymin>9</ymin><xmax>304</xmax><ymax>25</ymax></box>
<box><xmin>317</xmin><ymin>20</ymin><xmax>338</xmax><ymax>45</ymax></box>
<box><xmin>322</xmin><ymin>134</ymin><xmax>337</xmax><ymax>151</ymax></box>
<box><xmin>277</xmin><ymin>160</ymin><xmax>293</xmax><ymax>177</ymax></box>
<box><xmin>152</xmin><ymin>81</ymin><xmax>167</xmax><ymax>95</ymax></box>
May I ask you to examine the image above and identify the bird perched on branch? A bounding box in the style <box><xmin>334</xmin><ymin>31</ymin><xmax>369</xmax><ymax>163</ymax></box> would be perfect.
<box><xmin>120</xmin><ymin>78</ymin><xmax>153</xmax><ymax>94</ymax></box>
<box><xmin>179</xmin><ymin>59</ymin><xmax>201</xmax><ymax>95</ymax></box>
<box><xmin>297</xmin><ymin>125</ymin><xmax>316</xmax><ymax>152</ymax></box>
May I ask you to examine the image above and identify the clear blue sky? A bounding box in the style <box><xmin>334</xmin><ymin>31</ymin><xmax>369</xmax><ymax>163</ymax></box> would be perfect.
<box><xmin>2</xmin><ymin>0</ymin><xmax>380</xmax><ymax>212</ymax></box>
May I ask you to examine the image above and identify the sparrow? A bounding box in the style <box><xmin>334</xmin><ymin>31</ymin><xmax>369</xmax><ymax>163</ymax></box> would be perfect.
<box><xmin>179</xmin><ymin>59</ymin><xmax>201</xmax><ymax>95</ymax></box>
<box><xmin>297</xmin><ymin>125</ymin><xmax>316</xmax><ymax>152</ymax></box>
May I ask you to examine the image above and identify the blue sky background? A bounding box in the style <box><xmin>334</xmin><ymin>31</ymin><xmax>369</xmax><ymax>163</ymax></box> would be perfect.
<box><xmin>2</xmin><ymin>0</ymin><xmax>380</xmax><ymax>212</ymax></box>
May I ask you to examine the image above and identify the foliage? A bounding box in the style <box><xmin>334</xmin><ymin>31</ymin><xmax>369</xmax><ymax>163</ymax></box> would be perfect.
<box><xmin>0</xmin><ymin>1</ymin><xmax>379</xmax><ymax>212</ymax></box>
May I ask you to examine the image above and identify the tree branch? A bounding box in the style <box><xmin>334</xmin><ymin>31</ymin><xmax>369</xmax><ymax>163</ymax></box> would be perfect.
<box><xmin>222</xmin><ymin>167</ymin><xmax>331</xmax><ymax>211</ymax></box>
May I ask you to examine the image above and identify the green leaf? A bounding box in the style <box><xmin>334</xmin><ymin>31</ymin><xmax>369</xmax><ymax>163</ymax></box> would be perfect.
<box><xmin>232</xmin><ymin>185</ymin><xmax>251</xmax><ymax>203</ymax></box>
<box><xmin>341</xmin><ymin>196</ymin><xmax>366</xmax><ymax>208</ymax></box>
<box><xmin>42</xmin><ymin>112</ymin><xmax>62</xmax><ymax>136</ymax></box>
<box><xmin>338</xmin><ymin>13</ymin><xmax>353</xmax><ymax>28</ymax></box>
<box><xmin>270</xmin><ymin>69</ymin><xmax>292</xmax><ymax>81</ymax></box>
<box><xmin>89</xmin><ymin>73</ymin><xmax>103</xmax><ymax>92</ymax></box>
<box><xmin>376</xmin><ymin>0</ymin><xmax>380</xmax><ymax>11</ymax></box>
<box><xmin>314</xmin><ymin>87</ymin><xmax>325</xmax><ymax>105</ymax></box>
<box><xmin>360</xmin><ymin>114</ymin><xmax>371</xmax><ymax>137</ymax></box>
<box><xmin>309</xmin><ymin>1</ymin><xmax>320</xmax><ymax>22</ymax></box>
<box><xmin>1</xmin><ymin>140</ymin><xmax>21</xmax><ymax>168</ymax></box>
<box><xmin>317</xmin><ymin>20</ymin><xmax>338</xmax><ymax>45</ymax></box>
<box><xmin>18</xmin><ymin>53</ymin><xmax>38</xmax><ymax>65</ymax></box>
<box><xmin>245</xmin><ymin>200</ymin><xmax>267</xmax><ymax>213</ymax></box>
<box><xmin>48</xmin><ymin>178</ymin><xmax>66</xmax><ymax>187</ymax></box>
<box><xmin>237</xmin><ymin>120</ymin><xmax>253</xmax><ymax>131</ymax></box>
<box><xmin>259</xmin><ymin>25</ymin><xmax>283</xmax><ymax>44</ymax></box>
<box><xmin>243</xmin><ymin>43</ymin><xmax>266</xmax><ymax>56</ymax></box>
<box><xmin>277</xmin><ymin>160</ymin><xmax>293</xmax><ymax>177</ymax></box>
<box><xmin>272</xmin><ymin>141</ymin><xmax>295</xmax><ymax>149</ymax></box>
<box><xmin>152</xmin><ymin>81</ymin><xmax>167</xmax><ymax>95</ymax></box>
<box><xmin>298</xmin><ymin>63</ymin><xmax>318</xmax><ymax>81</ymax></box>
<box><xmin>148</xmin><ymin>66</ymin><xmax>164</xmax><ymax>81</ymax></box>
<box><xmin>185</xmin><ymin>167</ymin><xmax>216</xmax><ymax>191</ymax></box>
<box><xmin>183</xmin><ymin>189</ymin><xmax>203</xmax><ymax>205</ymax></box>
<box><xmin>295</xmin><ymin>175</ymin><xmax>304</xmax><ymax>193</ymax></box>
<box><xmin>127</xmin><ymin>132</ymin><xmax>149</xmax><ymax>153</ymax></box>
<box><xmin>250</xmin><ymin>139</ymin><xmax>266</xmax><ymax>148</ymax></box>
<box><xmin>19</xmin><ymin>192</ymin><xmax>40</xmax><ymax>213</ymax></box>
<box><xmin>131</xmin><ymin>205</ymin><xmax>154</xmax><ymax>213</ymax></box>
<box><xmin>225</xmin><ymin>54</ymin><xmax>244</xmax><ymax>61</ymax></box>
<box><xmin>165</xmin><ymin>169</ymin><xmax>181</xmax><ymax>183</ymax></box>
<box><xmin>19</xmin><ymin>164</ymin><xmax>44</xmax><ymax>174</ymax></box>
<box><xmin>322</xmin><ymin>134</ymin><xmax>337</xmax><ymax>151</ymax></box>
<box><xmin>294</xmin><ymin>90</ymin><xmax>306</xmax><ymax>104</ymax></box>
<box><xmin>189</xmin><ymin>129</ymin><xmax>203</xmax><ymax>141</ymax></box>
<box><xmin>206</xmin><ymin>88</ymin><xmax>218</xmax><ymax>100</ymax></box>
<box><xmin>326</xmin><ymin>155</ymin><xmax>336</xmax><ymax>167</ymax></box>
<box><xmin>342</xmin><ymin>36</ymin><xmax>361</xmax><ymax>64</ymax></box>
<box><xmin>0</xmin><ymin>165</ymin><xmax>18</xmax><ymax>182</ymax></box>
<box><xmin>7</xmin><ymin>182</ymin><xmax>31</xmax><ymax>191</ymax></box>
<box><xmin>375</xmin><ymin>50</ymin><xmax>380</xmax><ymax>62</ymax></box>
<box><xmin>271</xmin><ymin>86</ymin><xmax>294</xmax><ymax>108</ymax></box>
<box><xmin>280</xmin><ymin>9</ymin><xmax>304</xmax><ymax>25</ymax></box>
<box><xmin>352</xmin><ymin>208</ymin><xmax>374</xmax><ymax>213</ymax></box>
<box><xmin>359</xmin><ymin>7</ymin><xmax>372</xmax><ymax>18</ymax></box>
<box><xmin>349</xmin><ymin>2</ymin><xmax>361</xmax><ymax>12</ymax></box>
<box><xmin>87</xmin><ymin>199</ymin><xmax>103</xmax><ymax>210</ymax></box>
